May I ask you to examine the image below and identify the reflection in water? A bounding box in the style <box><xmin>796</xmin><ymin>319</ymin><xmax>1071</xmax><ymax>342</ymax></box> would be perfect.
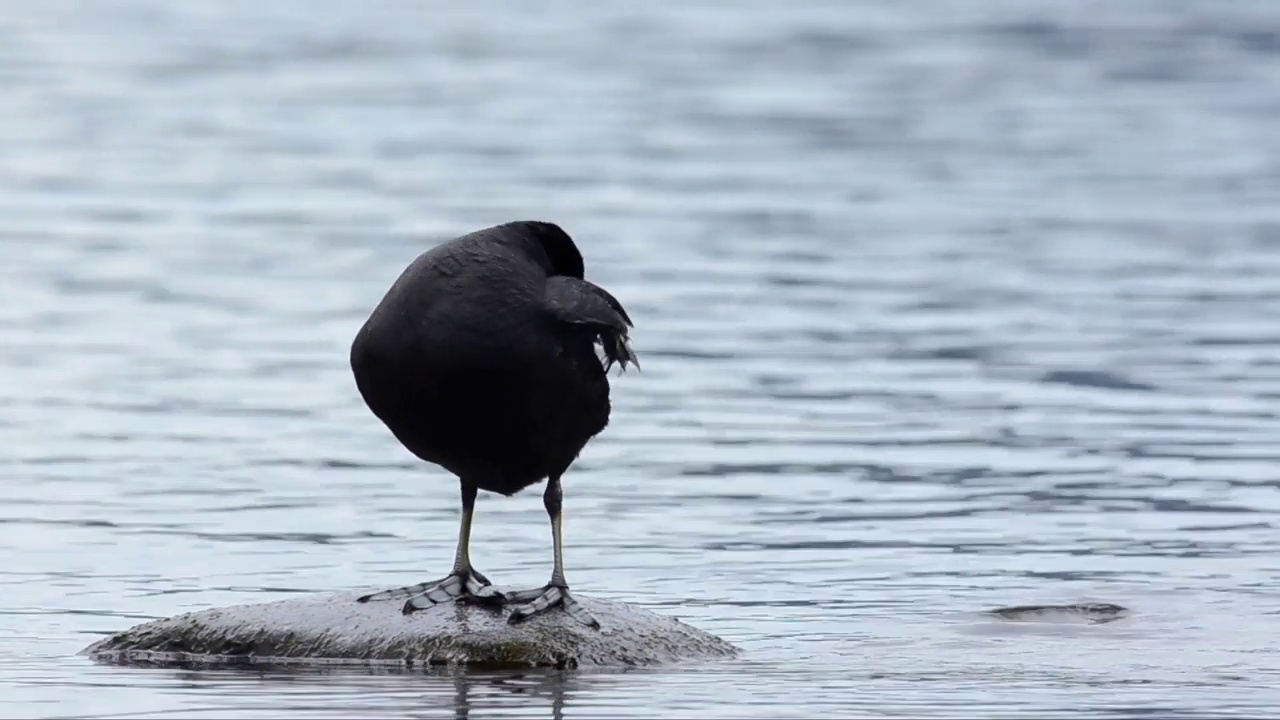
<box><xmin>460</xmin><ymin>672</ymin><xmax>568</xmax><ymax>720</ymax></box>
<box><xmin>125</xmin><ymin>666</ymin><xmax>615</xmax><ymax>720</ymax></box>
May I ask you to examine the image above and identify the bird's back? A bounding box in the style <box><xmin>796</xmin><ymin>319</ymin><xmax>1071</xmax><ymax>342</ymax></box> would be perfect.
<box><xmin>350</xmin><ymin>222</ymin><xmax>613</xmax><ymax>492</ymax></box>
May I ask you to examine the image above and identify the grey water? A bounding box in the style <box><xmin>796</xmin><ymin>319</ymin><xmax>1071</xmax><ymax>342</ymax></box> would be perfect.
<box><xmin>4</xmin><ymin>0</ymin><xmax>1280</xmax><ymax>717</ymax></box>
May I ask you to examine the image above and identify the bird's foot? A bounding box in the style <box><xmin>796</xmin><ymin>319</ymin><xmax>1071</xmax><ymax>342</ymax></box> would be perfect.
<box><xmin>356</xmin><ymin>568</ymin><xmax>505</xmax><ymax>615</ymax></box>
<box><xmin>505</xmin><ymin>582</ymin><xmax>599</xmax><ymax>629</ymax></box>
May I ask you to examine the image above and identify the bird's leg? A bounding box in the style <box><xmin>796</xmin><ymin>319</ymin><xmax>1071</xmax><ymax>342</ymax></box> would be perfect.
<box><xmin>506</xmin><ymin>475</ymin><xmax>600</xmax><ymax>629</ymax></box>
<box><xmin>357</xmin><ymin>481</ymin><xmax>504</xmax><ymax>614</ymax></box>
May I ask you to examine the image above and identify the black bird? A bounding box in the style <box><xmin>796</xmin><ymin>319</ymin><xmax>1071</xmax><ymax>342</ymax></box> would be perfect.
<box><xmin>349</xmin><ymin>220</ymin><xmax>637</xmax><ymax>628</ymax></box>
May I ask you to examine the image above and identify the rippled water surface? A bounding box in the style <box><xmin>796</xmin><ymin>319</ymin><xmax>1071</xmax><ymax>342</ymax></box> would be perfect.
<box><xmin>5</xmin><ymin>0</ymin><xmax>1280</xmax><ymax>717</ymax></box>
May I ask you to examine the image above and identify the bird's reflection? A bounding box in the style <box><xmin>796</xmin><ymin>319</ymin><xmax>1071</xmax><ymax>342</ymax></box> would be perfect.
<box><xmin>452</xmin><ymin>668</ymin><xmax>571</xmax><ymax>720</ymax></box>
<box><xmin>163</xmin><ymin>662</ymin><xmax>584</xmax><ymax>719</ymax></box>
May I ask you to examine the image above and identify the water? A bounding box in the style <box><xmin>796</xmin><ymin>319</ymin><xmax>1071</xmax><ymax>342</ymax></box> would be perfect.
<box><xmin>3</xmin><ymin>0</ymin><xmax>1280</xmax><ymax>716</ymax></box>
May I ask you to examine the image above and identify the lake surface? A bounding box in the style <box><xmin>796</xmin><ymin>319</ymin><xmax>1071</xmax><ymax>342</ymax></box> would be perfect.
<box><xmin>4</xmin><ymin>0</ymin><xmax>1280</xmax><ymax>717</ymax></box>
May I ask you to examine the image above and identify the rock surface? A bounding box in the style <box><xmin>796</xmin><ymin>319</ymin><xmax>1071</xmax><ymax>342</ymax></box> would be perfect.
<box><xmin>80</xmin><ymin>590</ymin><xmax>740</xmax><ymax>669</ymax></box>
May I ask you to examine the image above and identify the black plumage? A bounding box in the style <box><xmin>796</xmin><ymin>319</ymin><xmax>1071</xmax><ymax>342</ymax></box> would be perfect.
<box><xmin>349</xmin><ymin>220</ymin><xmax>636</xmax><ymax>627</ymax></box>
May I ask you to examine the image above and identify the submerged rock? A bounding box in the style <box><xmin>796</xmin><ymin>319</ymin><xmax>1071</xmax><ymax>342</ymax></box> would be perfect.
<box><xmin>987</xmin><ymin>602</ymin><xmax>1129</xmax><ymax>625</ymax></box>
<box><xmin>80</xmin><ymin>590</ymin><xmax>740</xmax><ymax>670</ymax></box>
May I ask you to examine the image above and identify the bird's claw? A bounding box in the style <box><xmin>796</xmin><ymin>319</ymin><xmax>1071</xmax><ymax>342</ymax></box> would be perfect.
<box><xmin>505</xmin><ymin>583</ymin><xmax>600</xmax><ymax>629</ymax></box>
<box><xmin>356</xmin><ymin>569</ymin><xmax>505</xmax><ymax>614</ymax></box>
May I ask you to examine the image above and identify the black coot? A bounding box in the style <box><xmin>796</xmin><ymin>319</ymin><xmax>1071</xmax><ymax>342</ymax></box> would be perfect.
<box><xmin>349</xmin><ymin>220</ymin><xmax>636</xmax><ymax>628</ymax></box>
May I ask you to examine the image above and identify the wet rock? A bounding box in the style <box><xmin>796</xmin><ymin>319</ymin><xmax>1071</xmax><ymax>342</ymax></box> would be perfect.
<box><xmin>80</xmin><ymin>590</ymin><xmax>740</xmax><ymax>669</ymax></box>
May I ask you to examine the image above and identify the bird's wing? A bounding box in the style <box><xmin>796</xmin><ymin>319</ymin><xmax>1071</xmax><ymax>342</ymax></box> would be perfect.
<box><xmin>542</xmin><ymin>276</ymin><xmax>638</xmax><ymax>370</ymax></box>
<box><xmin>542</xmin><ymin>276</ymin><xmax>633</xmax><ymax>331</ymax></box>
